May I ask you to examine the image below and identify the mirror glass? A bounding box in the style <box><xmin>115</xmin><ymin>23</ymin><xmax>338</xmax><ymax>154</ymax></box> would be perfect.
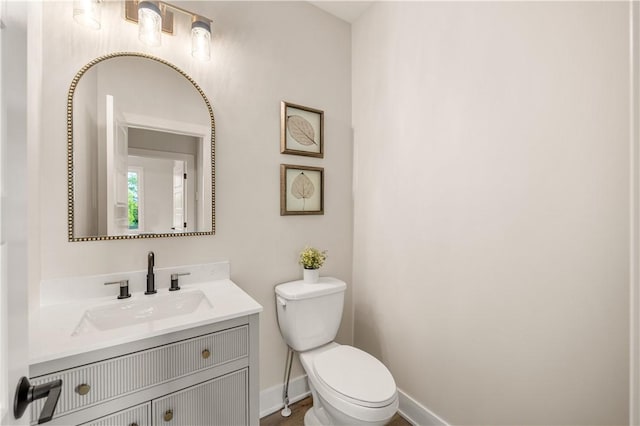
<box><xmin>69</xmin><ymin>54</ymin><xmax>214</xmax><ymax>241</ymax></box>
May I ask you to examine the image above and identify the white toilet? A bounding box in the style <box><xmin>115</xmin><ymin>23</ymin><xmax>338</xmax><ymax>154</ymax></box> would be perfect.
<box><xmin>275</xmin><ymin>277</ymin><xmax>399</xmax><ymax>426</ymax></box>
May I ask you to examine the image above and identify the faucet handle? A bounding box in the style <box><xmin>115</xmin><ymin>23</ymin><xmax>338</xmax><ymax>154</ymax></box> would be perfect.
<box><xmin>169</xmin><ymin>272</ymin><xmax>190</xmax><ymax>292</ymax></box>
<box><xmin>104</xmin><ymin>280</ymin><xmax>131</xmax><ymax>299</ymax></box>
<box><xmin>170</xmin><ymin>272</ymin><xmax>191</xmax><ymax>280</ymax></box>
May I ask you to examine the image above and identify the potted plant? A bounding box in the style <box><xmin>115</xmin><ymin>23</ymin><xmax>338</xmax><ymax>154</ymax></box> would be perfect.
<box><xmin>299</xmin><ymin>246</ymin><xmax>327</xmax><ymax>284</ymax></box>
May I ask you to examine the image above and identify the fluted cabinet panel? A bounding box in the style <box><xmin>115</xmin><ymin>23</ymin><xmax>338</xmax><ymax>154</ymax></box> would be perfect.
<box><xmin>30</xmin><ymin>326</ymin><xmax>248</xmax><ymax>421</ymax></box>
<box><xmin>80</xmin><ymin>403</ymin><xmax>150</xmax><ymax>426</ymax></box>
<box><xmin>152</xmin><ymin>369</ymin><xmax>248</xmax><ymax>426</ymax></box>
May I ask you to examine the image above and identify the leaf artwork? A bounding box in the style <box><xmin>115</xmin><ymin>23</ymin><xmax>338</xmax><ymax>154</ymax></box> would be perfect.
<box><xmin>291</xmin><ymin>172</ymin><xmax>315</xmax><ymax>210</ymax></box>
<box><xmin>287</xmin><ymin>115</ymin><xmax>317</xmax><ymax>146</ymax></box>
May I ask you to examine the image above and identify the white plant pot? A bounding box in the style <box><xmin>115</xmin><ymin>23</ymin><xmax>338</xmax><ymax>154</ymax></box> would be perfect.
<box><xmin>303</xmin><ymin>268</ymin><xmax>319</xmax><ymax>284</ymax></box>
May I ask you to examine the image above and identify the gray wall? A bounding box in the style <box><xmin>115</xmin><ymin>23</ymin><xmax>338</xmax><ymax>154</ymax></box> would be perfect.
<box><xmin>352</xmin><ymin>2</ymin><xmax>630</xmax><ymax>424</ymax></box>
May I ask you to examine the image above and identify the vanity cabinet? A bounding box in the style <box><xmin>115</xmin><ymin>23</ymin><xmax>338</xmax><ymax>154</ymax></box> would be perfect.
<box><xmin>28</xmin><ymin>315</ymin><xmax>259</xmax><ymax>426</ymax></box>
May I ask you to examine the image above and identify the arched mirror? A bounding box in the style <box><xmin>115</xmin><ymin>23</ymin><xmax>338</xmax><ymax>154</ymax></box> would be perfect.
<box><xmin>68</xmin><ymin>53</ymin><xmax>215</xmax><ymax>241</ymax></box>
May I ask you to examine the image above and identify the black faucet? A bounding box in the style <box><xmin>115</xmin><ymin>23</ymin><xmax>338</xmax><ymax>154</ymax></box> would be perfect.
<box><xmin>145</xmin><ymin>251</ymin><xmax>156</xmax><ymax>294</ymax></box>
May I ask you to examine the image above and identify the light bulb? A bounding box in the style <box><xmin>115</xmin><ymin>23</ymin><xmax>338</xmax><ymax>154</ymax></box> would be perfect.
<box><xmin>138</xmin><ymin>1</ymin><xmax>162</xmax><ymax>47</ymax></box>
<box><xmin>73</xmin><ymin>0</ymin><xmax>101</xmax><ymax>30</ymax></box>
<box><xmin>191</xmin><ymin>19</ymin><xmax>211</xmax><ymax>61</ymax></box>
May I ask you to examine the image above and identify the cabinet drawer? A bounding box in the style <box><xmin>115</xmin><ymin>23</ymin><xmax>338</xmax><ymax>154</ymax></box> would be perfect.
<box><xmin>152</xmin><ymin>369</ymin><xmax>247</xmax><ymax>426</ymax></box>
<box><xmin>80</xmin><ymin>402</ymin><xmax>150</xmax><ymax>426</ymax></box>
<box><xmin>30</xmin><ymin>325</ymin><xmax>248</xmax><ymax>421</ymax></box>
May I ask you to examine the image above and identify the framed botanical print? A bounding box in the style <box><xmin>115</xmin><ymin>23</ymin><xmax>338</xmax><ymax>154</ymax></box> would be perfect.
<box><xmin>280</xmin><ymin>164</ymin><xmax>324</xmax><ymax>215</ymax></box>
<box><xmin>281</xmin><ymin>101</ymin><xmax>324</xmax><ymax>158</ymax></box>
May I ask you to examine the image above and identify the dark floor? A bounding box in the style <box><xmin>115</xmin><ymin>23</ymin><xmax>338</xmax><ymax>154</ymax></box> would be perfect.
<box><xmin>260</xmin><ymin>396</ymin><xmax>411</xmax><ymax>426</ymax></box>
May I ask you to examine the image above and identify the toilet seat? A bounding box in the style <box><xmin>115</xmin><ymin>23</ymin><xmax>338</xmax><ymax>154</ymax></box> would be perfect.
<box><xmin>313</xmin><ymin>345</ymin><xmax>396</xmax><ymax>408</ymax></box>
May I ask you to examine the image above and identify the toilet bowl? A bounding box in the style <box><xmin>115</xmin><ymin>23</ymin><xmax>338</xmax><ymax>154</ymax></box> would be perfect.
<box><xmin>300</xmin><ymin>342</ymin><xmax>398</xmax><ymax>426</ymax></box>
<box><xmin>275</xmin><ymin>278</ymin><xmax>398</xmax><ymax>426</ymax></box>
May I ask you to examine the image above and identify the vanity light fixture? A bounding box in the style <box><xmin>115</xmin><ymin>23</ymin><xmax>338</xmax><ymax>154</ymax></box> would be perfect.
<box><xmin>125</xmin><ymin>1</ymin><xmax>213</xmax><ymax>61</ymax></box>
<box><xmin>73</xmin><ymin>0</ymin><xmax>102</xmax><ymax>30</ymax></box>
<box><xmin>74</xmin><ymin>1</ymin><xmax>213</xmax><ymax>59</ymax></box>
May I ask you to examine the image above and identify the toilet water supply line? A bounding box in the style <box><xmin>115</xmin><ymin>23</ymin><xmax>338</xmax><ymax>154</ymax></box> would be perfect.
<box><xmin>281</xmin><ymin>346</ymin><xmax>295</xmax><ymax>417</ymax></box>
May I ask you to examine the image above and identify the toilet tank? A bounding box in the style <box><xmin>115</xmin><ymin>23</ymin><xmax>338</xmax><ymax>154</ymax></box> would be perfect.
<box><xmin>275</xmin><ymin>277</ymin><xmax>346</xmax><ymax>352</ymax></box>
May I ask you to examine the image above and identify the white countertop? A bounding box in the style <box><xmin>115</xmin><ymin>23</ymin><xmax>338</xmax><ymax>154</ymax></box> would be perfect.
<box><xmin>30</xmin><ymin>278</ymin><xmax>263</xmax><ymax>365</ymax></box>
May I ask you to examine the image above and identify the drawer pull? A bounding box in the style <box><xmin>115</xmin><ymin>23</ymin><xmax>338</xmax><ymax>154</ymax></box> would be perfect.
<box><xmin>201</xmin><ymin>349</ymin><xmax>211</xmax><ymax>359</ymax></box>
<box><xmin>164</xmin><ymin>409</ymin><xmax>173</xmax><ymax>422</ymax></box>
<box><xmin>75</xmin><ymin>383</ymin><xmax>91</xmax><ymax>396</ymax></box>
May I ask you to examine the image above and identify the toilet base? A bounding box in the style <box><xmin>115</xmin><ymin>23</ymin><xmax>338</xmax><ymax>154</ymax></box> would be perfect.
<box><xmin>304</xmin><ymin>404</ymin><xmax>330</xmax><ymax>426</ymax></box>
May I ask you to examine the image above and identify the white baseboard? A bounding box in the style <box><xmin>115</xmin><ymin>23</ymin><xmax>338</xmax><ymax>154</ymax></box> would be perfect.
<box><xmin>398</xmin><ymin>388</ymin><xmax>449</xmax><ymax>426</ymax></box>
<box><xmin>259</xmin><ymin>377</ymin><xmax>447</xmax><ymax>426</ymax></box>
<box><xmin>259</xmin><ymin>374</ymin><xmax>311</xmax><ymax>418</ymax></box>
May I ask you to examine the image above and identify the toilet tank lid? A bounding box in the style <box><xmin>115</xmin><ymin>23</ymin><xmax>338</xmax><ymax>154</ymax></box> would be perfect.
<box><xmin>275</xmin><ymin>277</ymin><xmax>346</xmax><ymax>300</ymax></box>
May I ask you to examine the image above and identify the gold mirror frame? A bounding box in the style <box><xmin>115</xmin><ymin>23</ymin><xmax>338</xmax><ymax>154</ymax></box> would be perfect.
<box><xmin>67</xmin><ymin>52</ymin><xmax>215</xmax><ymax>241</ymax></box>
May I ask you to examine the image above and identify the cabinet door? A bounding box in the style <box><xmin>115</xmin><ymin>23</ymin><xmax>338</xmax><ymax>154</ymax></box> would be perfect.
<box><xmin>81</xmin><ymin>402</ymin><xmax>150</xmax><ymax>426</ymax></box>
<box><xmin>152</xmin><ymin>369</ymin><xmax>247</xmax><ymax>426</ymax></box>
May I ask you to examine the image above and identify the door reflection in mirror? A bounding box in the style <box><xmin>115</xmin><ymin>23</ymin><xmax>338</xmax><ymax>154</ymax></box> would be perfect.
<box><xmin>127</xmin><ymin>128</ymin><xmax>198</xmax><ymax>235</ymax></box>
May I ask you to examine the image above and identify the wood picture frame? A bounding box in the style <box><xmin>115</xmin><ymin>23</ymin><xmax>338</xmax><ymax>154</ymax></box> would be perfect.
<box><xmin>280</xmin><ymin>164</ymin><xmax>324</xmax><ymax>215</ymax></box>
<box><xmin>280</xmin><ymin>101</ymin><xmax>324</xmax><ymax>158</ymax></box>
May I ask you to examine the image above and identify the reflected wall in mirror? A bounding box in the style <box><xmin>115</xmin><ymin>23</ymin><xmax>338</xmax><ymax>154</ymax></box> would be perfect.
<box><xmin>68</xmin><ymin>53</ymin><xmax>215</xmax><ymax>241</ymax></box>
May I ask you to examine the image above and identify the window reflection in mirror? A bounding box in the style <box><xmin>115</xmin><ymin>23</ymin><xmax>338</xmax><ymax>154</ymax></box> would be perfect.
<box><xmin>68</xmin><ymin>53</ymin><xmax>214</xmax><ymax>241</ymax></box>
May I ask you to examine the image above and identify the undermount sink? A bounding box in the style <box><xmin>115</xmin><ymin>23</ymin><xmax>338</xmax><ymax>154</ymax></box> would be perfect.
<box><xmin>72</xmin><ymin>290</ymin><xmax>213</xmax><ymax>336</ymax></box>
